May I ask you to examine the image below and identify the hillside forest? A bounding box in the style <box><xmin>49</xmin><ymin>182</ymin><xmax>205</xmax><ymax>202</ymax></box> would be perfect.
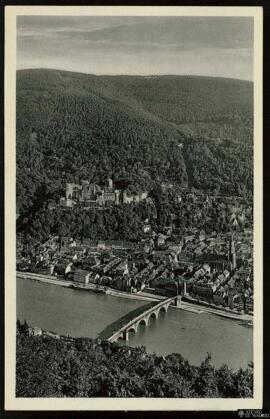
<box><xmin>16</xmin><ymin>69</ymin><xmax>253</xmax><ymax>247</ymax></box>
<box><xmin>16</xmin><ymin>323</ymin><xmax>253</xmax><ymax>398</ymax></box>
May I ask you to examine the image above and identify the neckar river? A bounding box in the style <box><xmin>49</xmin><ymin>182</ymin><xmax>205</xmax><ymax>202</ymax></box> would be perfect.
<box><xmin>17</xmin><ymin>277</ymin><xmax>252</xmax><ymax>370</ymax></box>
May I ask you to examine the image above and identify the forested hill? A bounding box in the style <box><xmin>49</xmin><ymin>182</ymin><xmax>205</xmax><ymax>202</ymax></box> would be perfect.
<box><xmin>16</xmin><ymin>69</ymin><xmax>253</xmax><ymax>214</ymax></box>
<box><xmin>16</xmin><ymin>326</ymin><xmax>253</xmax><ymax>398</ymax></box>
<box><xmin>103</xmin><ymin>74</ymin><xmax>253</xmax><ymax>139</ymax></box>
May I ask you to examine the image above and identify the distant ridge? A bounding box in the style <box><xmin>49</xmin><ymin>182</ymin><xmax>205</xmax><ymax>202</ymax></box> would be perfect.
<box><xmin>17</xmin><ymin>67</ymin><xmax>253</xmax><ymax>84</ymax></box>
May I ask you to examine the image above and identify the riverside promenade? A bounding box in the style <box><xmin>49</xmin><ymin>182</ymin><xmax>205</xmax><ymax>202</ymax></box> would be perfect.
<box><xmin>17</xmin><ymin>271</ymin><xmax>253</xmax><ymax>324</ymax></box>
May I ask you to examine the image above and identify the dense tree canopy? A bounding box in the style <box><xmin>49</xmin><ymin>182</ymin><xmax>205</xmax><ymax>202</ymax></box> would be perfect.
<box><xmin>16</xmin><ymin>69</ymin><xmax>253</xmax><ymax>217</ymax></box>
<box><xmin>16</xmin><ymin>324</ymin><xmax>253</xmax><ymax>398</ymax></box>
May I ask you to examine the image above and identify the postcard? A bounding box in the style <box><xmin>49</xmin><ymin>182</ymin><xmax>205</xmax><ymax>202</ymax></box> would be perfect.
<box><xmin>5</xmin><ymin>5</ymin><xmax>263</xmax><ymax>411</ymax></box>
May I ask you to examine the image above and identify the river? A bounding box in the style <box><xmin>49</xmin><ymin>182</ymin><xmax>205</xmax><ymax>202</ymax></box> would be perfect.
<box><xmin>17</xmin><ymin>277</ymin><xmax>253</xmax><ymax>370</ymax></box>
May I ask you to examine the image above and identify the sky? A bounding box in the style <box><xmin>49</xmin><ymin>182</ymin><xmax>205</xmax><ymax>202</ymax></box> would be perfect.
<box><xmin>17</xmin><ymin>16</ymin><xmax>254</xmax><ymax>80</ymax></box>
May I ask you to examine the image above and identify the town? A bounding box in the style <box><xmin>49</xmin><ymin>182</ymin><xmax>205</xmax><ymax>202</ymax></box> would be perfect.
<box><xmin>17</xmin><ymin>181</ymin><xmax>254</xmax><ymax>316</ymax></box>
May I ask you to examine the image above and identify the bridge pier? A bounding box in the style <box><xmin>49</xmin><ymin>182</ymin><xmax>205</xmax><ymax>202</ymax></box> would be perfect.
<box><xmin>123</xmin><ymin>330</ymin><xmax>129</xmax><ymax>341</ymax></box>
<box><xmin>163</xmin><ymin>304</ymin><xmax>169</xmax><ymax>313</ymax></box>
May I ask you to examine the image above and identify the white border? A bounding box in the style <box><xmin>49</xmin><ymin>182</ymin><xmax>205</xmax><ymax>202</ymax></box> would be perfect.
<box><xmin>5</xmin><ymin>5</ymin><xmax>263</xmax><ymax>411</ymax></box>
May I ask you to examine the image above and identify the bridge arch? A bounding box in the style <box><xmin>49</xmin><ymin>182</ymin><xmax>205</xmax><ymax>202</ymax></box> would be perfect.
<box><xmin>127</xmin><ymin>324</ymin><xmax>138</xmax><ymax>334</ymax></box>
<box><xmin>116</xmin><ymin>332</ymin><xmax>124</xmax><ymax>341</ymax></box>
<box><xmin>146</xmin><ymin>311</ymin><xmax>158</xmax><ymax>324</ymax></box>
<box><xmin>149</xmin><ymin>311</ymin><xmax>158</xmax><ymax>319</ymax></box>
<box><xmin>139</xmin><ymin>318</ymin><xmax>148</xmax><ymax>327</ymax></box>
<box><xmin>158</xmin><ymin>305</ymin><xmax>168</xmax><ymax>314</ymax></box>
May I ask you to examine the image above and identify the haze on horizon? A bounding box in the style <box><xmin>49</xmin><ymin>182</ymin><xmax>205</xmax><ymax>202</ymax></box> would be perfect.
<box><xmin>17</xmin><ymin>16</ymin><xmax>254</xmax><ymax>81</ymax></box>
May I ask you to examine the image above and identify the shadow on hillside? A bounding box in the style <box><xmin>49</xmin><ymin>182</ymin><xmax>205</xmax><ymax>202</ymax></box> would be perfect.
<box><xmin>98</xmin><ymin>301</ymin><xmax>156</xmax><ymax>340</ymax></box>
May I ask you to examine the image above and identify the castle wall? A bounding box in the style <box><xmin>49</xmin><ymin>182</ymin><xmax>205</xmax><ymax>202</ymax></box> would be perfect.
<box><xmin>65</xmin><ymin>181</ymin><xmax>148</xmax><ymax>207</ymax></box>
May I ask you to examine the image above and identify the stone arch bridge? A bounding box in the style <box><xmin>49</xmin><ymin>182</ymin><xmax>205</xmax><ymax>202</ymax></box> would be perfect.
<box><xmin>107</xmin><ymin>296</ymin><xmax>181</xmax><ymax>343</ymax></box>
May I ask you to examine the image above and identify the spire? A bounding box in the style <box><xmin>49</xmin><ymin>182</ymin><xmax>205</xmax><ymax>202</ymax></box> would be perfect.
<box><xmin>229</xmin><ymin>234</ymin><xmax>236</xmax><ymax>270</ymax></box>
<box><xmin>230</xmin><ymin>233</ymin><xmax>235</xmax><ymax>252</ymax></box>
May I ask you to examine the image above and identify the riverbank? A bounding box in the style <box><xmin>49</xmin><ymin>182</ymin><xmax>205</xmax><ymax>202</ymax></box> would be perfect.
<box><xmin>16</xmin><ymin>271</ymin><xmax>253</xmax><ymax>324</ymax></box>
<box><xmin>182</xmin><ymin>296</ymin><xmax>253</xmax><ymax>322</ymax></box>
<box><xmin>17</xmin><ymin>276</ymin><xmax>253</xmax><ymax>369</ymax></box>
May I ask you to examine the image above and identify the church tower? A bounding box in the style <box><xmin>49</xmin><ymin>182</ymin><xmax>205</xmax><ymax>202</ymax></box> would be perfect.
<box><xmin>228</xmin><ymin>234</ymin><xmax>237</xmax><ymax>271</ymax></box>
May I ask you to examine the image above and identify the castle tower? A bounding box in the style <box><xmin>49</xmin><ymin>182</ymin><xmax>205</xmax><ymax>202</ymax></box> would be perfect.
<box><xmin>123</xmin><ymin>190</ymin><xmax>127</xmax><ymax>204</ymax></box>
<box><xmin>66</xmin><ymin>183</ymin><xmax>74</xmax><ymax>201</ymax></box>
<box><xmin>101</xmin><ymin>190</ymin><xmax>105</xmax><ymax>206</ymax></box>
<box><xmin>108</xmin><ymin>178</ymin><xmax>113</xmax><ymax>189</ymax></box>
<box><xmin>115</xmin><ymin>190</ymin><xmax>120</xmax><ymax>205</ymax></box>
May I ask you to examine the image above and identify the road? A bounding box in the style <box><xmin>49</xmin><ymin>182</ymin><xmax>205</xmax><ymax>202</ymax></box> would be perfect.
<box><xmin>17</xmin><ymin>271</ymin><xmax>253</xmax><ymax>324</ymax></box>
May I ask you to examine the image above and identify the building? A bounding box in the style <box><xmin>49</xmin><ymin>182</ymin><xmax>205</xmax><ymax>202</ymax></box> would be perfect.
<box><xmin>28</xmin><ymin>326</ymin><xmax>42</xmax><ymax>336</ymax></box>
<box><xmin>65</xmin><ymin>179</ymin><xmax>120</xmax><ymax>207</ymax></box>
<box><xmin>195</xmin><ymin>235</ymin><xmax>237</xmax><ymax>272</ymax></box>
<box><xmin>122</xmin><ymin>190</ymin><xmax>148</xmax><ymax>204</ymax></box>
<box><xmin>194</xmin><ymin>253</ymin><xmax>229</xmax><ymax>271</ymax></box>
<box><xmin>62</xmin><ymin>178</ymin><xmax>148</xmax><ymax>207</ymax></box>
<box><xmin>74</xmin><ymin>269</ymin><xmax>91</xmax><ymax>284</ymax></box>
<box><xmin>66</xmin><ymin>183</ymin><xmax>82</xmax><ymax>207</ymax></box>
